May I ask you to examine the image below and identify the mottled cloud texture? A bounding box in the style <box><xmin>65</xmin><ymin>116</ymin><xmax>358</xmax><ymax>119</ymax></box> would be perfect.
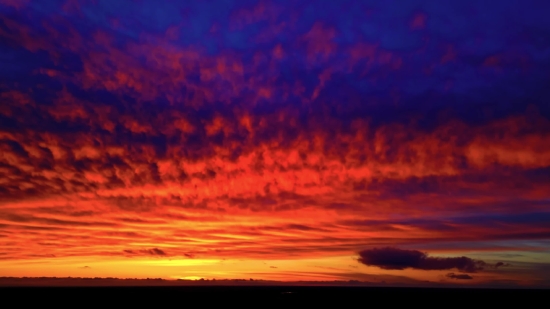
<box><xmin>1</xmin><ymin>0</ymin><xmax>550</xmax><ymax>286</ymax></box>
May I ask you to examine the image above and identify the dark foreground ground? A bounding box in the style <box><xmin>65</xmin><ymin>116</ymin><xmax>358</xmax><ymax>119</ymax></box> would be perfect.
<box><xmin>0</xmin><ymin>286</ymin><xmax>546</xmax><ymax>306</ymax></box>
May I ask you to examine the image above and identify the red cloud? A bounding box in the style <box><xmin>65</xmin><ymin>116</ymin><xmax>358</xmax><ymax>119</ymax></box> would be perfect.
<box><xmin>410</xmin><ymin>12</ymin><xmax>427</xmax><ymax>30</ymax></box>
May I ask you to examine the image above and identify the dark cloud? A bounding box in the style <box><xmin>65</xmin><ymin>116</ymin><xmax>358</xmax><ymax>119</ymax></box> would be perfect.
<box><xmin>495</xmin><ymin>262</ymin><xmax>511</xmax><ymax>268</ymax></box>
<box><xmin>123</xmin><ymin>248</ymin><xmax>167</xmax><ymax>256</ymax></box>
<box><xmin>148</xmin><ymin>248</ymin><xmax>166</xmax><ymax>256</ymax></box>
<box><xmin>446</xmin><ymin>273</ymin><xmax>473</xmax><ymax>280</ymax></box>
<box><xmin>357</xmin><ymin>247</ymin><xmax>488</xmax><ymax>273</ymax></box>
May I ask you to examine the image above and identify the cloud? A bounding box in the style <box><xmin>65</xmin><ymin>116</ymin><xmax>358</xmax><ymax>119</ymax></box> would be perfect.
<box><xmin>148</xmin><ymin>248</ymin><xmax>167</xmax><ymax>256</ymax></box>
<box><xmin>0</xmin><ymin>0</ymin><xmax>29</xmax><ymax>10</ymax></box>
<box><xmin>495</xmin><ymin>262</ymin><xmax>511</xmax><ymax>268</ymax></box>
<box><xmin>123</xmin><ymin>248</ymin><xmax>167</xmax><ymax>256</ymax></box>
<box><xmin>446</xmin><ymin>273</ymin><xmax>473</xmax><ymax>280</ymax></box>
<box><xmin>357</xmin><ymin>247</ymin><xmax>488</xmax><ymax>273</ymax></box>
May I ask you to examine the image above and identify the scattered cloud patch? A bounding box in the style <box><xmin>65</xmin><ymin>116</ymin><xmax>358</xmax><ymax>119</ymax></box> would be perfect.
<box><xmin>123</xmin><ymin>248</ymin><xmax>167</xmax><ymax>256</ymax></box>
<box><xmin>446</xmin><ymin>273</ymin><xmax>473</xmax><ymax>280</ymax></box>
<box><xmin>495</xmin><ymin>262</ymin><xmax>512</xmax><ymax>268</ymax></box>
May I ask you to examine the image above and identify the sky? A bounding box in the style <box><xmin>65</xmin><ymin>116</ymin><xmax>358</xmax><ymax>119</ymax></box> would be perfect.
<box><xmin>0</xmin><ymin>0</ymin><xmax>550</xmax><ymax>287</ymax></box>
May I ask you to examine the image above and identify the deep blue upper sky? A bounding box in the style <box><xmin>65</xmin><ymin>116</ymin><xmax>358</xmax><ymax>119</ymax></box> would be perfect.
<box><xmin>2</xmin><ymin>0</ymin><xmax>550</xmax><ymax>127</ymax></box>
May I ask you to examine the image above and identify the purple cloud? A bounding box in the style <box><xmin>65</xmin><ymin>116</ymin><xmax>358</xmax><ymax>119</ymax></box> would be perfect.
<box><xmin>357</xmin><ymin>247</ymin><xmax>487</xmax><ymax>273</ymax></box>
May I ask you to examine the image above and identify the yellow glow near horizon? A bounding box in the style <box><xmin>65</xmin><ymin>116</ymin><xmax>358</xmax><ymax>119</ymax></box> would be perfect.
<box><xmin>140</xmin><ymin>259</ymin><xmax>221</xmax><ymax>267</ymax></box>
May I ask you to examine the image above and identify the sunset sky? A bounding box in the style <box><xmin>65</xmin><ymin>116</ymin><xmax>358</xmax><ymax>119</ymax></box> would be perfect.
<box><xmin>1</xmin><ymin>0</ymin><xmax>550</xmax><ymax>287</ymax></box>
